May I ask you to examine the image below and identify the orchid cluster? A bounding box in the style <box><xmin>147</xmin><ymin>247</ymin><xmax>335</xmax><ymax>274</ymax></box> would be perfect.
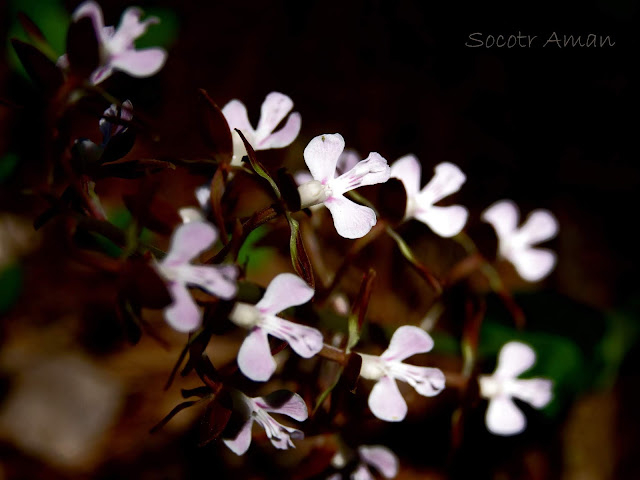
<box><xmin>10</xmin><ymin>1</ymin><xmax>566</xmax><ymax>477</ymax></box>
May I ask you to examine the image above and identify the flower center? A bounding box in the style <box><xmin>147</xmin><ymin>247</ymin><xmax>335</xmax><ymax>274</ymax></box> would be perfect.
<box><xmin>298</xmin><ymin>180</ymin><xmax>330</xmax><ymax>209</ymax></box>
<box><xmin>358</xmin><ymin>354</ymin><xmax>387</xmax><ymax>381</ymax></box>
<box><xmin>229</xmin><ymin>302</ymin><xmax>262</xmax><ymax>329</ymax></box>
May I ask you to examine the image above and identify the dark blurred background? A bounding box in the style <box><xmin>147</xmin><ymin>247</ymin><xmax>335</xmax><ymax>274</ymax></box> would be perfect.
<box><xmin>1</xmin><ymin>0</ymin><xmax>639</xmax><ymax>479</ymax></box>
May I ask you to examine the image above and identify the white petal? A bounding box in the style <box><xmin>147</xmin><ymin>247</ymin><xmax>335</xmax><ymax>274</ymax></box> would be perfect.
<box><xmin>257</xmin><ymin>390</ymin><xmax>308</xmax><ymax>421</ymax></box>
<box><xmin>509</xmin><ymin>247</ymin><xmax>557</xmax><ymax>282</ymax></box>
<box><xmin>222</xmin><ymin>99</ymin><xmax>254</xmax><ymax>134</ymax></box>
<box><xmin>324</xmin><ymin>194</ymin><xmax>377</xmax><ymax>239</ymax></box>
<box><xmin>510</xmin><ymin>378</ymin><xmax>553</xmax><ymax>409</ymax></box>
<box><xmin>255</xmin><ymin>273</ymin><xmax>315</xmax><ymax>315</ymax></box>
<box><xmin>358</xmin><ymin>446</ymin><xmax>399</xmax><ymax>479</ymax></box>
<box><xmin>110</xmin><ymin>48</ymin><xmax>167</xmax><ymax>77</ymax></box>
<box><xmin>180</xmin><ymin>265</ymin><xmax>238</xmax><ymax>299</ymax></box>
<box><xmin>237</xmin><ymin>328</ymin><xmax>277</xmax><ymax>382</ymax></box>
<box><xmin>352</xmin><ymin>465</ymin><xmax>374</xmax><ymax>480</ymax></box>
<box><xmin>418</xmin><ymin>162</ymin><xmax>466</xmax><ymax>205</ymax></box>
<box><xmin>162</xmin><ymin>221</ymin><xmax>218</xmax><ymax>266</ymax></box>
<box><xmin>223</xmin><ymin>418</ymin><xmax>254</xmax><ymax>455</ymax></box>
<box><xmin>109</xmin><ymin>7</ymin><xmax>159</xmax><ymax>52</ymax></box>
<box><xmin>481</xmin><ymin>199</ymin><xmax>519</xmax><ymax>241</ymax></box>
<box><xmin>413</xmin><ymin>205</ymin><xmax>468</xmax><ymax>237</ymax></box>
<box><xmin>390</xmin><ymin>154</ymin><xmax>422</xmax><ymax>197</ymax></box>
<box><xmin>258</xmin><ymin>112</ymin><xmax>301</xmax><ymax>149</ymax></box>
<box><xmin>485</xmin><ymin>395</ymin><xmax>526</xmax><ymax>436</ymax></box>
<box><xmin>381</xmin><ymin>325</ymin><xmax>434</xmax><ymax>362</ymax></box>
<box><xmin>164</xmin><ymin>282</ymin><xmax>201</xmax><ymax>333</ymax></box>
<box><xmin>494</xmin><ymin>341</ymin><xmax>536</xmax><ymax>378</ymax></box>
<box><xmin>73</xmin><ymin>1</ymin><xmax>105</xmax><ymax>41</ymax></box>
<box><xmin>303</xmin><ymin>134</ymin><xmax>344</xmax><ymax>183</ymax></box>
<box><xmin>517</xmin><ymin>210</ymin><xmax>559</xmax><ymax>246</ymax></box>
<box><xmin>255</xmin><ymin>92</ymin><xmax>294</xmax><ymax>140</ymax></box>
<box><xmin>368</xmin><ymin>376</ymin><xmax>407</xmax><ymax>422</ymax></box>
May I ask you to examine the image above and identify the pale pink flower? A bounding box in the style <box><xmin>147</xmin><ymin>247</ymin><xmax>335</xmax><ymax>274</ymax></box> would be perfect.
<box><xmin>229</xmin><ymin>273</ymin><xmax>323</xmax><ymax>382</ymax></box>
<box><xmin>57</xmin><ymin>1</ymin><xmax>167</xmax><ymax>85</ymax></box>
<box><xmin>390</xmin><ymin>155</ymin><xmax>468</xmax><ymax>237</ymax></box>
<box><xmin>330</xmin><ymin>445</ymin><xmax>399</xmax><ymax>480</ymax></box>
<box><xmin>297</xmin><ymin>134</ymin><xmax>391</xmax><ymax>239</ymax></box>
<box><xmin>222</xmin><ymin>92</ymin><xmax>301</xmax><ymax>166</ymax></box>
<box><xmin>358</xmin><ymin>326</ymin><xmax>445</xmax><ymax>422</ymax></box>
<box><xmin>479</xmin><ymin>341</ymin><xmax>553</xmax><ymax>436</ymax></box>
<box><xmin>223</xmin><ymin>389</ymin><xmax>308</xmax><ymax>455</ymax></box>
<box><xmin>155</xmin><ymin>221</ymin><xmax>237</xmax><ymax>332</ymax></box>
<box><xmin>482</xmin><ymin>200</ymin><xmax>559</xmax><ymax>282</ymax></box>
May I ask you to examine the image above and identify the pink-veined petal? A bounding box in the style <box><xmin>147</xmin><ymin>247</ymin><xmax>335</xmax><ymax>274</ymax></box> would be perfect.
<box><xmin>109</xmin><ymin>7</ymin><xmax>159</xmax><ymax>52</ymax></box>
<box><xmin>90</xmin><ymin>65</ymin><xmax>114</xmax><ymax>85</ymax></box>
<box><xmin>330</xmin><ymin>153</ymin><xmax>390</xmax><ymax>196</ymax></box>
<box><xmin>517</xmin><ymin>210</ymin><xmax>559</xmax><ymax>246</ymax></box>
<box><xmin>482</xmin><ymin>199</ymin><xmax>519</xmax><ymax>241</ymax></box>
<box><xmin>390</xmin><ymin>154</ymin><xmax>422</xmax><ymax>197</ymax></box>
<box><xmin>419</xmin><ymin>162</ymin><xmax>466</xmax><ymax>205</ymax></box>
<box><xmin>110</xmin><ymin>48</ymin><xmax>167</xmax><ymax>77</ymax></box>
<box><xmin>381</xmin><ymin>325</ymin><xmax>434</xmax><ymax>362</ymax></box>
<box><xmin>510</xmin><ymin>378</ymin><xmax>553</xmax><ymax>408</ymax></box>
<box><xmin>180</xmin><ymin>264</ymin><xmax>238</xmax><ymax>299</ymax></box>
<box><xmin>262</xmin><ymin>316</ymin><xmax>323</xmax><ymax>359</ymax></box>
<box><xmin>223</xmin><ymin>418</ymin><xmax>254</xmax><ymax>455</ymax></box>
<box><xmin>257</xmin><ymin>390</ymin><xmax>308</xmax><ymax>421</ymax></box>
<box><xmin>485</xmin><ymin>395</ymin><xmax>526</xmax><ymax>436</ymax></box>
<box><xmin>303</xmin><ymin>134</ymin><xmax>345</xmax><ymax>183</ymax></box>
<box><xmin>494</xmin><ymin>341</ymin><xmax>536</xmax><ymax>379</ymax></box>
<box><xmin>222</xmin><ymin>99</ymin><xmax>254</xmax><ymax>134</ymax></box>
<box><xmin>258</xmin><ymin>112</ymin><xmax>301</xmax><ymax>149</ymax></box>
<box><xmin>336</xmin><ymin>149</ymin><xmax>361</xmax><ymax>176</ymax></box>
<box><xmin>255</xmin><ymin>92</ymin><xmax>294</xmax><ymax>140</ymax></box>
<box><xmin>413</xmin><ymin>204</ymin><xmax>469</xmax><ymax>237</ymax></box>
<box><xmin>509</xmin><ymin>247</ymin><xmax>557</xmax><ymax>282</ymax></box>
<box><xmin>402</xmin><ymin>365</ymin><xmax>446</xmax><ymax>397</ymax></box>
<box><xmin>73</xmin><ymin>1</ymin><xmax>105</xmax><ymax>41</ymax></box>
<box><xmin>238</xmin><ymin>327</ymin><xmax>277</xmax><ymax>382</ymax></box>
<box><xmin>164</xmin><ymin>282</ymin><xmax>201</xmax><ymax>333</ymax></box>
<box><xmin>358</xmin><ymin>445</ymin><xmax>399</xmax><ymax>479</ymax></box>
<box><xmin>162</xmin><ymin>221</ymin><xmax>218</xmax><ymax>267</ymax></box>
<box><xmin>255</xmin><ymin>273</ymin><xmax>314</xmax><ymax>315</ymax></box>
<box><xmin>324</xmin><ymin>194</ymin><xmax>377</xmax><ymax>239</ymax></box>
<box><xmin>268</xmin><ymin>424</ymin><xmax>304</xmax><ymax>450</ymax></box>
<box><xmin>368</xmin><ymin>376</ymin><xmax>407</xmax><ymax>422</ymax></box>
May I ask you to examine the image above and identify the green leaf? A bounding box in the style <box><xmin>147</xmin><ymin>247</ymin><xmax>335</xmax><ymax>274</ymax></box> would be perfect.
<box><xmin>7</xmin><ymin>0</ymin><xmax>69</xmax><ymax>77</ymax></box>
<box><xmin>385</xmin><ymin>225</ymin><xmax>442</xmax><ymax>293</ymax></box>
<box><xmin>236</xmin><ymin>225</ymin><xmax>275</xmax><ymax>274</ymax></box>
<box><xmin>0</xmin><ymin>262</ymin><xmax>23</xmax><ymax>313</ymax></box>
<box><xmin>0</xmin><ymin>153</ymin><xmax>19</xmax><ymax>183</ymax></box>
<box><xmin>594</xmin><ymin>309</ymin><xmax>640</xmax><ymax>390</ymax></box>
<box><xmin>287</xmin><ymin>213</ymin><xmax>314</xmax><ymax>288</ymax></box>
